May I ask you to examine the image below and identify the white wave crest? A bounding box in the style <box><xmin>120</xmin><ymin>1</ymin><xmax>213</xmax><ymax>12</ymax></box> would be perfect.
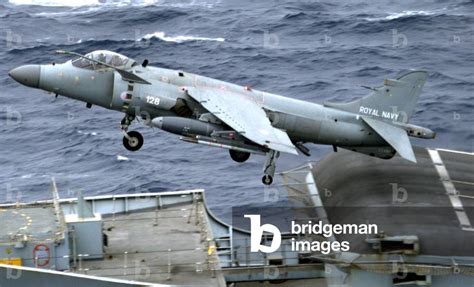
<box><xmin>139</xmin><ymin>31</ymin><xmax>225</xmax><ymax>43</ymax></box>
<box><xmin>9</xmin><ymin>0</ymin><xmax>219</xmax><ymax>8</ymax></box>
<box><xmin>386</xmin><ymin>10</ymin><xmax>435</xmax><ymax>20</ymax></box>
<box><xmin>9</xmin><ymin>0</ymin><xmax>102</xmax><ymax>7</ymax></box>
<box><xmin>34</xmin><ymin>7</ymin><xmax>103</xmax><ymax>17</ymax></box>
<box><xmin>365</xmin><ymin>10</ymin><xmax>436</xmax><ymax>22</ymax></box>
<box><xmin>117</xmin><ymin>155</ymin><xmax>130</xmax><ymax>161</ymax></box>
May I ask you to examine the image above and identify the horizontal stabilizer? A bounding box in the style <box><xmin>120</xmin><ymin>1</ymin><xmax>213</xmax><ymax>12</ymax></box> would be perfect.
<box><xmin>362</xmin><ymin>116</ymin><xmax>416</xmax><ymax>163</ymax></box>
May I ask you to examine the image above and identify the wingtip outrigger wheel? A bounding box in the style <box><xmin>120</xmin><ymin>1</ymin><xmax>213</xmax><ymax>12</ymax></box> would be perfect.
<box><xmin>262</xmin><ymin>150</ymin><xmax>279</xmax><ymax>185</ymax></box>
<box><xmin>262</xmin><ymin>174</ymin><xmax>273</xmax><ymax>185</ymax></box>
<box><xmin>123</xmin><ymin>130</ymin><xmax>144</xmax><ymax>151</ymax></box>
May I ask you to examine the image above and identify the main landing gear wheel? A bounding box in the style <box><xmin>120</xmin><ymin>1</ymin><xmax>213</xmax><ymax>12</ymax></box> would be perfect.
<box><xmin>229</xmin><ymin>150</ymin><xmax>251</xmax><ymax>163</ymax></box>
<box><xmin>262</xmin><ymin>174</ymin><xmax>273</xmax><ymax>185</ymax></box>
<box><xmin>123</xmin><ymin>131</ymin><xmax>143</xmax><ymax>151</ymax></box>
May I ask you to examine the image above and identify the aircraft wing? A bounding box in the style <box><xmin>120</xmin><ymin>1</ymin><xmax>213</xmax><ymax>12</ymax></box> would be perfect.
<box><xmin>362</xmin><ymin>116</ymin><xmax>416</xmax><ymax>163</ymax></box>
<box><xmin>186</xmin><ymin>87</ymin><xmax>298</xmax><ymax>155</ymax></box>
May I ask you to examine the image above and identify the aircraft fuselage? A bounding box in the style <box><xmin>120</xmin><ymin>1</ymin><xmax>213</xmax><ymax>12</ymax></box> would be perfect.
<box><xmin>9</xmin><ymin>50</ymin><xmax>435</xmax><ymax>184</ymax></box>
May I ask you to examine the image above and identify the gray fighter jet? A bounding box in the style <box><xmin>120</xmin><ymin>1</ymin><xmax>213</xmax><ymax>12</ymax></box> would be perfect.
<box><xmin>9</xmin><ymin>50</ymin><xmax>435</xmax><ymax>185</ymax></box>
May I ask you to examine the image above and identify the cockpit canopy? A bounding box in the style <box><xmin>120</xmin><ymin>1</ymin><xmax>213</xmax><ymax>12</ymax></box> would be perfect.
<box><xmin>72</xmin><ymin>50</ymin><xmax>136</xmax><ymax>71</ymax></box>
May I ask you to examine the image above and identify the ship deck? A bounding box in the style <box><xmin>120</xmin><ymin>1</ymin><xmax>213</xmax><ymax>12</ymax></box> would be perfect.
<box><xmin>81</xmin><ymin>204</ymin><xmax>221</xmax><ymax>286</ymax></box>
<box><xmin>1</xmin><ymin>147</ymin><xmax>473</xmax><ymax>287</ymax></box>
<box><xmin>0</xmin><ymin>205</ymin><xmax>63</xmax><ymax>243</ymax></box>
<box><xmin>312</xmin><ymin>147</ymin><xmax>474</xmax><ymax>257</ymax></box>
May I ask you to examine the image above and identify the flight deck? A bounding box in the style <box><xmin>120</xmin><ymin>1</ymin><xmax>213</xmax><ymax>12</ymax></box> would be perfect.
<box><xmin>311</xmin><ymin>147</ymin><xmax>474</xmax><ymax>256</ymax></box>
<box><xmin>281</xmin><ymin>146</ymin><xmax>474</xmax><ymax>286</ymax></box>
<box><xmin>1</xmin><ymin>146</ymin><xmax>473</xmax><ymax>287</ymax></box>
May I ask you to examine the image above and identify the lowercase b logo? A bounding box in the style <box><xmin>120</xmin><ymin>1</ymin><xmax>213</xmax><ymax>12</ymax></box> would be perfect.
<box><xmin>244</xmin><ymin>214</ymin><xmax>281</xmax><ymax>253</ymax></box>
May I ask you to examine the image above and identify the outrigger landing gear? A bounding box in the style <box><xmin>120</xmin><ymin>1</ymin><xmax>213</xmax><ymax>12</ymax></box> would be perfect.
<box><xmin>121</xmin><ymin>115</ymin><xmax>144</xmax><ymax>151</ymax></box>
<box><xmin>262</xmin><ymin>150</ymin><xmax>279</xmax><ymax>185</ymax></box>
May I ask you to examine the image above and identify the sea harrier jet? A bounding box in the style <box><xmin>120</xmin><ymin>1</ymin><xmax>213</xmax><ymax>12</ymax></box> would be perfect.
<box><xmin>9</xmin><ymin>50</ymin><xmax>435</xmax><ymax>184</ymax></box>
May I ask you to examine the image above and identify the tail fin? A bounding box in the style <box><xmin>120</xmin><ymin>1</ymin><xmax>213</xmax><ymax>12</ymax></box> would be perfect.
<box><xmin>325</xmin><ymin>70</ymin><xmax>428</xmax><ymax>123</ymax></box>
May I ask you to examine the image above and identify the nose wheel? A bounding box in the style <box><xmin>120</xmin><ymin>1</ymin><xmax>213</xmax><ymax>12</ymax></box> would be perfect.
<box><xmin>123</xmin><ymin>131</ymin><xmax>144</xmax><ymax>151</ymax></box>
<box><xmin>120</xmin><ymin>114</ymin><xmax>143</xmax><ymax>151</ymax></box>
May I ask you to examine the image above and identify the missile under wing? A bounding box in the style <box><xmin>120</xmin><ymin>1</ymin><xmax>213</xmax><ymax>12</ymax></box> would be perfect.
<box><xmin>186</xmin><ymin>87</ymin><xmax>298</xmax><ymax>155</ymax></box>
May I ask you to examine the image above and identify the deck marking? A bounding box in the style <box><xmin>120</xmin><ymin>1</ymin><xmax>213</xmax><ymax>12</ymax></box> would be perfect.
<box><xmin>427</xmin><ymin>148</ymin><xmax>474</xmax><ymax>231</ymax></box>
<box><xmin>436</xmin><ymin>148</ymin><xmax>474</xmax><ymax>156</ymax></box>
<box><xmin>305</xmin><ymin>169</ymin><xmax>323</xmax><ymax>207</ymax></box>
<box><xmin>304</xmin><ymin>163</ymin><xmax>337</xmax><ymax>242</ymax></box>
<box><xmin>452</xmin><ymin>180</ymin><xmax>474</xmax><ymax>186</ymax></box>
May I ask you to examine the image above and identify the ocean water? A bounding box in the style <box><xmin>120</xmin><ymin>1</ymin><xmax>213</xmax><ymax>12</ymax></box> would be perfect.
<box><xmin>0</xmin><ymin>0</ymin><xmax>473</xmax><ymax>220</ymax></box>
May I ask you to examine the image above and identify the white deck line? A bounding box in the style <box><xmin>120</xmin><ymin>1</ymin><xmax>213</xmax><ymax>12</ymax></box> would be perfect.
<box><xmin>304</xmin><ymin>163</ymin><xmax>338</xmax><ymax>243</ymax></box>
<box><xmin>0</xmin><ymin>264</ymin><xmax>168</xmax><ymax>286</ymax></box>
<box><xmin>0</xmin><ymin>189</ymin><xmax>205</xmax><ymax>208</ymax></box>
<box><xmin>305</xmin><ymin>170</ymin><xmax>323</xmax><ymax>207</ymax></box>
<box><xmin>427</xmin><ymin>148</ymin><xmax>473</xmax><ymax>231</ymax></box>
<box><xmin>435</xmin><ymin>148</ymin><xmax>474</xmax><ymax>156</ymax></box>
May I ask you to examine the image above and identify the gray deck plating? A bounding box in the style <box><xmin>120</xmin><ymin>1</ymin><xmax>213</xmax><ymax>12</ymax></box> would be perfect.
<box><xmin>82</xmin><ymin>205</ymin><xmax>219</xmax><ymax>286</ymax></box>
<box><xmin>312</xmin><ymin>146</ymin><xmax>474</xmax><ymax>257</ymax></box>
<box><xmin>0</xmin><ymin>206</ymin><xmax>61</xmax><ymax>243</ymax></box>
<box><xmin>0</xmin><ymin>190</ymin><xmax>226</xmax><ymax>287</ymax></box>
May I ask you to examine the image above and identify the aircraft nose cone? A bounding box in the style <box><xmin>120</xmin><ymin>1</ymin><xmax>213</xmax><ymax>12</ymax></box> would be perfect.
<box><xmin>8</xmin><ymin>65</ymin><xmax>41</xmax><ymax>88</ymax></box>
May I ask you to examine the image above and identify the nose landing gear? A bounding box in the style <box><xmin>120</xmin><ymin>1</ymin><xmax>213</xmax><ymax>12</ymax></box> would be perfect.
<box><xmin>121</xmin><ymin>115</ymin><xmax>144</xmax><ymax>151</ymax></box>
<box><xmin>123</xmin><ymin>130</ymin><xmax>144</xmax><ymax>151</ymax></box>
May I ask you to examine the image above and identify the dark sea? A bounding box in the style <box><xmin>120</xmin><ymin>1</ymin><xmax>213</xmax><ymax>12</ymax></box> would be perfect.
<box><xmin>0</xmin><ymin>0</ymin><xmax>473</xmax><ymax>221</ymax></box>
